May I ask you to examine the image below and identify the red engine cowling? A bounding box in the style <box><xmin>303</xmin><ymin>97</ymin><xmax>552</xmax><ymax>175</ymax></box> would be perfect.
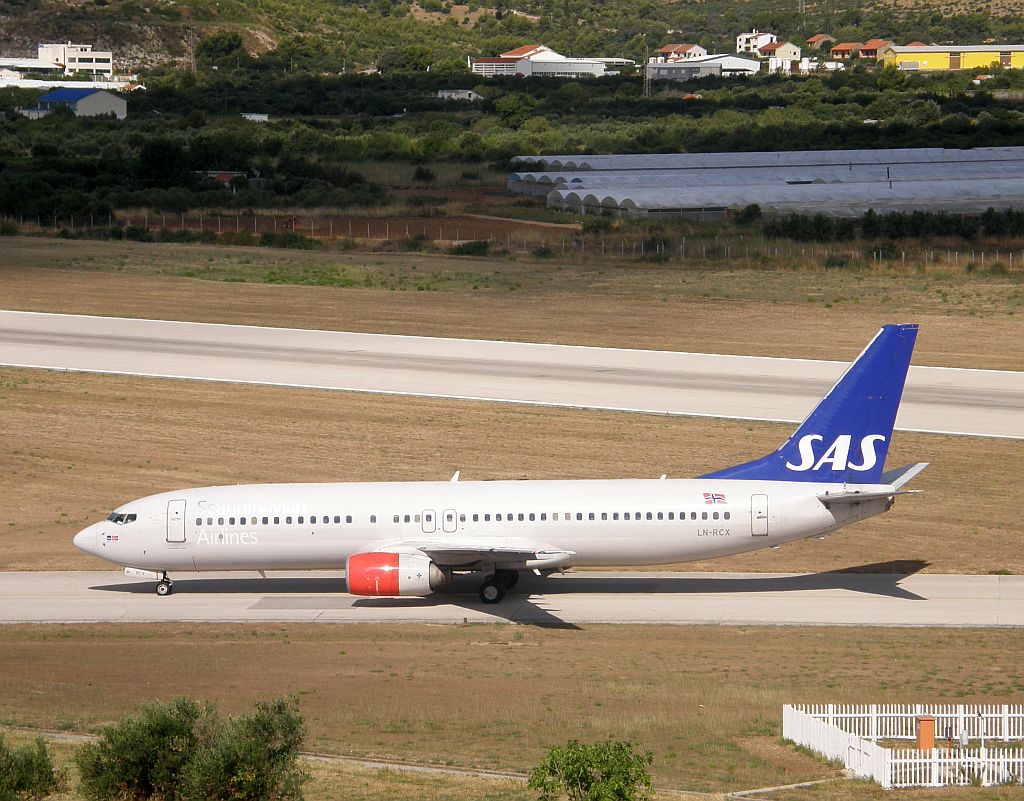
<box><xmin>346</xmin><ymin>552</ymin><xmax>452</xmax><ymax>597</ymax></box>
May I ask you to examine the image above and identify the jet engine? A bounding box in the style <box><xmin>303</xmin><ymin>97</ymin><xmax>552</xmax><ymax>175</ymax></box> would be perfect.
<box><xmin>345</xmin><ymin>552</ymin><xmax>452</xmax><ymax>597</ymax></box>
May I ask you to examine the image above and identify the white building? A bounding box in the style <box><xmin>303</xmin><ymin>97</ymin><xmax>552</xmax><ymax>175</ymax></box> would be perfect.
<box><xmin>437</xmin><ymin>89</ymin><xmax>483</xmax><ymax>101</ymax></box>
<box><xmin>736</xmin><ymin>30</ymin><xmax>777</xmax><ymax>55</ymax></box>
<box><xmin>647</xmin><ymin>54</ymin><xmax>760</xmax><ymax>82</ymax></box>
<box><xmin>469</xmin><ymin>44</ymin><xmax>624</xmax><ymax>78</ymax></box>
<box><xmin>651</xmin><ymin>43</ymin><xmax>709</xmax><ymax>62</ymax></box>
<box><xmin>24</xmin><ymin>88</ymin><xmax>126</xmax><ymax>120</ymax></box>
<box><xmin>37</xmin><ymin>42</ymin><xmax>113</xmax><ymax>76</ymax></box>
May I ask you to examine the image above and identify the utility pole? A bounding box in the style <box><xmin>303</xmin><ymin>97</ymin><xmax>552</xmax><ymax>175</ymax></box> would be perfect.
<box><xmin>642</xmin><ymin>43</ymin><xmax>651</xmax><ymax>98</ymax></box>
<box><xmin>188</xmin><ymin>27</ymin><xmax>196</xmax><ymax>73</ymax></box>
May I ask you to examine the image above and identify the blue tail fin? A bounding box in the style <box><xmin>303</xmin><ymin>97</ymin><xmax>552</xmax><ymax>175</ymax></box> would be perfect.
<box><xmin>701</xmin><ymin>324</ymin><xmax>918</xmax><ymax>484</ymax></box>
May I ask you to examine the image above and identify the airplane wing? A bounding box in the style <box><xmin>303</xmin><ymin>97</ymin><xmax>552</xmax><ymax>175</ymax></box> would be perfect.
<box><xmin>415</xmin><ymin>544</ymin><xmax>574</xmax><ymax>568</ymax></box>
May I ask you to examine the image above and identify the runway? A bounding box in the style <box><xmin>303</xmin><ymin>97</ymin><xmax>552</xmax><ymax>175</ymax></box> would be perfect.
<box><xmin>1</xmin><ymin>311</ymin><xmax>1021</xmax><ymax>438</ymax></box>
<box><xmin>2</xmin><ymin>570</ymin><xmax>1023</xmax><ymax>627</ymax></box>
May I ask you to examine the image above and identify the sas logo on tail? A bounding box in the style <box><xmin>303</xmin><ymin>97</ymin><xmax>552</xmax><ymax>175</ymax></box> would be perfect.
<box><xmin>785</xmin><ymin>434</ymin><xmax>886</xmax><ymax>472</ymax></box>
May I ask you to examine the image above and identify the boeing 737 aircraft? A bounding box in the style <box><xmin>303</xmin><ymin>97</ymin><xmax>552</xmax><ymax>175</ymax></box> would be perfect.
<box><xmin>73</xmin><ymin>324</ymin><xmax>926</xmax><ymax>603</ymax></box>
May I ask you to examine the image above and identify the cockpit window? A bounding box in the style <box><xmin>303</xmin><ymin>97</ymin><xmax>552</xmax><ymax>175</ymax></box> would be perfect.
<box><xmin>106</xmin><ymin>512</ymin><xmax>137</xmax><ymax>524</ymax></box>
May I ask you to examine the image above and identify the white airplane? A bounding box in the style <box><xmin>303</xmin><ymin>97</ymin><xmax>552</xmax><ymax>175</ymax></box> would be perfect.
<box><xmin>73</xmin><ymin>324</ymin><xmax>926</xmax><ymax>603</ymax></box>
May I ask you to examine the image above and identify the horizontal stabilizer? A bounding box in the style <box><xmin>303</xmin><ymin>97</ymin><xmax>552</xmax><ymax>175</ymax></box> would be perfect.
<box><xmin>880</xmin><ymin>462</ymin><xmax>929</xmax><ymax>489</ymax></box>
<box><xmin>818</xmin><ymin>489</ymin><xmax>920</xmax><ymax>506</ymax></box>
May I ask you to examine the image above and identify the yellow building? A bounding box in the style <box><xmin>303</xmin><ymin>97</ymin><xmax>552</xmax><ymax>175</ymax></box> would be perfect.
<box><xmin>882</xmin><ymin>44</ymin><xmax>1024</xmax><ymax>71</ymax></box>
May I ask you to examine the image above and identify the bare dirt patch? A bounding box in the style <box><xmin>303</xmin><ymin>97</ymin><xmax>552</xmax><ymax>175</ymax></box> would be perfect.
<box><xmin>0</xmin><ymin>368</ymin><xmax>1019</xmax><ymax>575</ymax></box>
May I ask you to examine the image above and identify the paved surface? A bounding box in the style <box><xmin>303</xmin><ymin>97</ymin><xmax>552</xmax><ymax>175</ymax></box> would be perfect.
<box><xmin>0</xmin><ymin>311</ymin><xmax>1021</xmax><ymax>438</ymax></box>
<box><xmin>2</xmin><ymin>570</ymin><xmax>1023</xmax><ymax>627</ymax></box>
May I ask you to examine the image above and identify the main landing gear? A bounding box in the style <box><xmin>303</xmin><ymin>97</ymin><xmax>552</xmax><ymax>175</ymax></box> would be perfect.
<box><xmin>478</xmin><ymin>569</ymin><xmax>518</xmax><ymax>604</ymax></box>
<box><xmin>155</xmin><ymin>575</ymin><xmax>174</xmax><ymax>596</ymax></box>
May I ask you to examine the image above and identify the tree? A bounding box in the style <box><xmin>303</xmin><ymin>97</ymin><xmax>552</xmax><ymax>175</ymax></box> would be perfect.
<box><xmin>493</xmin><ymin>92</ymin><xmax>537</xmax><ymax>129</ymax></box>
<box><xmin>75</xmin><ymin>698</ymin><xmax>213</xmax><ymax>801</ymax></box>
<box><xmin>0</xmin><ymin>736</ymin><xmax>66</xmax><ymax>801</ymax></box>
<box><xmin>528</xmin><ymin>740</ymin><xmax>653</xmax><ymax>801</ymax></box>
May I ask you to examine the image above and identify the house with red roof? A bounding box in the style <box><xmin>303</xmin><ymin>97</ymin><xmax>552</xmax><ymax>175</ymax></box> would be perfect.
<box><xmin>806</xmin><ymin>33</ymin><xmax>835</xmax><ymax>50</ymax></box>
<box><xmin>830</xmin><ymin>42</ymin><xmax>862</xmax><ymax>59</ymax></box>
<box><xmin>653</xmin><ymin>43</ymin><xmax>709</xmax><ymax>61</ymax></box>
<box><xmin>859</xmin><ymin>38</ymin><xmax>893</xmax><ymax>59</ymax></box>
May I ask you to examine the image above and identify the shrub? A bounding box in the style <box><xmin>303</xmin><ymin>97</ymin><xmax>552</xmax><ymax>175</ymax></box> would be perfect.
<box><xmin>258</xmin><ymin>232</ymin><xmax>321</xmax><ymax>250</ymax></box>
<box><xmin>529</xmin><ymin>739</ymin><xmax>653</xmax><ymax>801</ymax></box>
<box><xmin>734</xmin><ymin>203</ymin><xmax>762</xmax><ymax>225</ymax></box>
<box><xmin>0</xmin><ymin>736</ymin><xmax>66</xmax><ymax>801</ymax></box>
<box><xmin>412</xmin><ymin>165</ymin><xmax>436</xmax><ymax>183</ymax></box>
<box><xmin>0</xmin><ymin>220</ymin><xmax>18</xmax><ymax>236</ymax></box>
<box><xmin>181</xmin><ymin>698</ymin><xmax>307</xmax><ymax>801</ymax></box>
<box><xmin>75</xmin><ymin>698</ymin><xmax>213</xmax><ymax>801</ymax></box>
<box><xmin>448</xmin><ymin>239</ymin><xmax>489</xmax><ymax>256</ymax></box>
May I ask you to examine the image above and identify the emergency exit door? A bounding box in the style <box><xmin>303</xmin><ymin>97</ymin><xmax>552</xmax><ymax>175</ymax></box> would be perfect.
<box><xmin>166</xmin><ymin>499</ymin><xmax>187</xmax><ymax>542</ymax></box>
<box><xmin>750</xmin><ymin>494</ymin><xmax>769</xmax><ymax>537</ymax></box>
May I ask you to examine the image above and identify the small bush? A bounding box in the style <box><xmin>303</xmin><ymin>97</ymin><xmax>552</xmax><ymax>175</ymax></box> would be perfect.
<box><xmin>529</xmin><ymin>739</ymin><xmax>652</xmax><ymax>801</ymax></box>
<box><xmin>412</xmin><ymin>166</ymin><xmax>436</xmax><ymax>183</ymax></box>
<box><xmin>823</xmin><ymin>254</ymin><xmax>856</xmax><ymax>269</ymax></box>
<box><xmin>989</xmin><ymin>261</ymin><xmax>1006</xmax><ymax>275</ymax></box>
<box><xmin>75</xmin><ymin>698</ymin><xmax>213</xmax><ymax>801</ymax></box>
<box><xmin>0</xmin><ymin>220</ymin><xmax>18</xmax><ymax>236</ymax></box>
<box><xmin>258</xmin><ymin>232</ymin><xmax>320</xmax><ymax>250</ymax></box>
<box><xmin>181</xmin><ymin>698</ymin><xmax>307</xmax><ymax>801</ymax></box>
<box><xmin>531</xmin><ymin>246</ymin><xmax>555</xmax><ymax>259</ymax></box>
<box><xmin>0</xmin><ymin>736</ymin><xmax>67</xmax><ymax>801</ymax></box>
<box><xmin>448</xmin><ymin>239</ymin><xmax>489</xmax><ymax>256</ymax></box>
<box><xmin>734</xmin><ymin>203</ymin><xmax>762</xmax><ymax>225</ymax></box>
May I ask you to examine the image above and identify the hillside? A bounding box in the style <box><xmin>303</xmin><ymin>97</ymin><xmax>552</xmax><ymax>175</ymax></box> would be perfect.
<box><xmin>3</xmin><ymin>0</ymin><xmax>1024</xmax><ymax>73</ymax></box>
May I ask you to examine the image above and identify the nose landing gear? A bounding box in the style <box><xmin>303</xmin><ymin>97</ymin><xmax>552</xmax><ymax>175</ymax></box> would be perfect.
<box><xmin>155</xmin><ymin>576</ymin><xmax>174</xmax><ymax>596</ymax></box>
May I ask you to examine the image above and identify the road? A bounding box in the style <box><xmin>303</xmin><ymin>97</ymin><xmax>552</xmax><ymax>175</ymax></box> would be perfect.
<box><xmin>2</xmin><ymin>570</ymin><xmax>1022</xmax><ymax>627</ymax></box>
<box><xmin>0</xmin><ymin>311</ymin><xmax>1021</xmax><ymax>438</ymax></box>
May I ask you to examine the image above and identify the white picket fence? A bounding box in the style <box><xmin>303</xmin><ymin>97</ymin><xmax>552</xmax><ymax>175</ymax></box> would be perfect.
<box><xmin>791</xmin><ymin>703</ymin><xmax>1024</xmax><ymax>742</ymax></box>
<box><xmin>783</xmin><ymin>705</ymin><xmax>1024</xmax><ymax>788</ymax></box>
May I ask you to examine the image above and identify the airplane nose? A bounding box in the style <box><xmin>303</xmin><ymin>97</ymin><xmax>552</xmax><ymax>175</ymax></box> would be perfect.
<box><xmin>73</xmin><ymin>525</ymin><xmax>97</xmax><ymax>554</ymax></box>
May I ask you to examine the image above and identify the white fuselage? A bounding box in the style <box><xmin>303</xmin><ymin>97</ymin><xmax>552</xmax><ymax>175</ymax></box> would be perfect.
<box><xmin>73</xmin><ymin>478</ymin><xmax>891</xmax><ymax>573</ymax></box>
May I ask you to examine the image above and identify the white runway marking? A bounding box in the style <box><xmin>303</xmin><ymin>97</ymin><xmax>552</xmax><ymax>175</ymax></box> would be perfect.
<box><xmin>1</xmin><ymin>311</ymin><xmax>1021</xmax><ymax>438</ymax></box>
<box><xmin>2</xmin><ymin>570</ymin><xmax>1023</xmax><ymax>627</ymax></box>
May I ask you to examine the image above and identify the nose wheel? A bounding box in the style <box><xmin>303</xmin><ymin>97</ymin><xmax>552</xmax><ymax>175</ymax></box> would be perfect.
<box><xmin>478</xmin><ymin>569</ymin><xmax>518</xmax><ymax>604</ymax></box>
<box><xmin>155</xmin><ymin>578</ymin><xmax>173</xmax><ymax>596</ymax></box>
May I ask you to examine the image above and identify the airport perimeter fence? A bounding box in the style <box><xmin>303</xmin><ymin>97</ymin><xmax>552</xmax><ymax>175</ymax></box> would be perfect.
<box><xmin>783</xmin><ymin>704</ymin><xmax>1024</xmax><ymax>789</ymax></box>
<box><xmin>7</xmin><ymin>212</ymin><xmax>1024</xmax><ymax>270</ymax></box>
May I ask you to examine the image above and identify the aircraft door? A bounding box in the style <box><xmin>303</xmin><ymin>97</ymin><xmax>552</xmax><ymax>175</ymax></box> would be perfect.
<box><xmin>750</xmin><ymin>494</ymin><xmax>768</xmax><ymax>537</ymax></box>
<box><xmin>166</xmin><ymin>499</ymin><xmax>187</xmax><ymax>543</ymax></box>
<box><xmin>421</xmin><ymin>510</ymin><xmax>436</xmax><ymax>534</ymax></box>
<box><xmin>442</xmin><ymin>509</ymin><xmax>457</xmax><ymax>533</ymax></box>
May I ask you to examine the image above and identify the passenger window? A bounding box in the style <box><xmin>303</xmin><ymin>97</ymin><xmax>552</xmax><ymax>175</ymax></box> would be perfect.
<box><xmin>286</xmin><ymin>516</ymin><xmax>292</xmax><ymax>524</ymax></box>
<box><xmin>668</xmin><ymin>512</ymin><xmax>674</xmax><ymax>520</ymax></box>
<box><xmin>333</xmin><ymin>515</ymin><xmax>340</xmax><ymax>523</ymax></box>
<box><xmin>553</xmin><ymin>513</ymin><xmax>559</xmax><ymax>521</ymax></box>
<box><xmin>263</xmin><ymin>517</ymin><xmax>269</xmax><ymax>525</ymax></box>
<box><xmin>601</xmin><ymin>512</ymin><xmax>607</xmax><ymax>521</ymax></box>
<box><xmin>393</xmin><ymin>515</ymin><xmax>400</xmax><ymax>524</ymax></box>
<box><xmin>196</xmin><ymin>517</ymin><xmax>202</xmax><ymax>526</ymax></box>
<box><xmin>484</xmin><ymin>514</ymin><xmax>490</xmax><ymax>522</ymax></box>
<box><xmin>588</xmin><ymin>512</ymin><xmax>595</xmax><ymax>521</ymax></box>
<box><xmin>518</xmin><ymin>513</ymin><xmax>524</xmax><ymax>521</ymax></box>
<box><xmin>576</xmin><ymin>513</ymin><xmax>583</xmax><ymax>521</ymax></box>
<box><xmin>691</xmin><ymin>512</ymin><xmax>697</xmax><ymax>520</ymax></box>
<box><xmin>724</xmin><ymin>512</ymin><xmax>731</xmax><ymax>520</ymax></box>
<box><xmin>298</xmin><ymin>516</ymin><xmax>304</xmax><ymax>524</ymax></box>
<box><xmin>624</xmin><ymin>512</ymin><xmax>630</xmax><ymax>520</ymax></box>
<box><xmin>346</xmin><ymin>515</ymin><xmax>352</xmax><ymax>523</ymax></box>
<box><xmin>414</xmin><ymin>515</ymin><xmax>420</xmax><ymax>523</ymax></box>
<box><xmin>274</xmin><ymin>517</ymin><xmax>280</xmax><ymax>525</ymax></box>
<box><xmin>218</xmin><ymin>517</ymin><xmax>225</xmax><ymax>525</ymax></box>
<box><xmin>646</xmin><ymin>512</ymin><xmax>653</xmax><ymax>520</ymax></box>
<box><xmin>473</xmin><ymin>514</ymin><xmax>479</xmax><ymax>522</ymax></box>
<box><xmin>529</xmin><ymin>513</ymin><xmax>535</xmax><ymax>521</ymax></box>
<box><xmin>496</xmin><ymin>513</ymin><xmax>502</xmax><ymax>521</ymax></box>
<box><xmin>657</xmin><ymin>512</ymin><xmax>663</xmax><ymax>520</ymax></box>
<box><xmin>370</xmin><ymin>515</ymin><xmax>376</xmax><ymax>523</ymax></box>
<box><xmin>613</xmin><ymin>512</ymin><xmax>619</xmax><ymax>520</ymax></box>
<box><xmin>713</xmin><ymin>512</ymin><xmax>719</xmax><ymax>520</ymax></box>
<box><xmin>405</xmin><ymin>515</ymin><xmax>412</xmax><ymax>523</ymax></box>
<box><xmin>702</xmin><ymin>512</ymin><xmax>708</xmax><ymax>520</ymax></box>
<box><xmin>541</xmin><ymin>513</ymin><xmax>547</xmax><ymax>521</ymax></box>
<box><xmin>460</xmin><ymin>514</ymin><xmax>466</xmax><ymax>522</ymax></box>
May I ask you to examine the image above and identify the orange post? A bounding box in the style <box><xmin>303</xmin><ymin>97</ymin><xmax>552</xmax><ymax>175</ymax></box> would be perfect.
<box><xmin>916</xmin><ymin>715</ymin><xmax>936</xmax><ymax>751</ymax></box>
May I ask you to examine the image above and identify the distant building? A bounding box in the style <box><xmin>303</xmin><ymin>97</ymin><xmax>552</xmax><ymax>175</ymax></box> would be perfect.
<box><xmin>858</xmin><ymin>39</ymin><xmax>893</xmax><ymax>59</ymax></box>
<box><xmin>758</xmin><ymin>42</ymin><xmax>802</xmax><ymax>73</ymax></box>
<box><xmin>437</xmin><ymin>89</ymin><xmax>482</xmax><ymax>101</ymax></box>
<box><xmin>240</xmin><ymin>112</ymin><xmax>269</xmax><ymax>122</ymax></box>
<box><xmin>653</xmin><ymin>43</ymin><xmax>709</xmax><ymax>61</ymax></box>
<box><xmin>806</xmin><ymin>34</ymin><xmax>835</xmax><ymax>50</ymax></box>
<box><xmin>883</xmin><ymin>44</ymin><xmax>1024</xmax><ymax>71</ymax></box>
<box><xmin>830</xmin><ymin>42</ymin><xmax>862</xmax><ymax>60</ymax></box>
<box><xmin>736</xmin><ymin>30</ymin><xmax>777</xmax><ymax>55</ymax></box>
<box><xmin>647</xmin><ymin>54</ymin><xmax>760</xmax><ymax>82</ymax></box>
<box><xmin>23</xmin><ymin>88</ymin><xmax>126</xmax><ymax>119</ymax></box>
<box><xmin>469</xmin><ymin>44</ymin><xmax>629</xmax><ymax>78</ymax></box>
<box><xmin>37</xmin><ymin>42</ymin><xmax>113</xmax><ymax>76</ymax></box>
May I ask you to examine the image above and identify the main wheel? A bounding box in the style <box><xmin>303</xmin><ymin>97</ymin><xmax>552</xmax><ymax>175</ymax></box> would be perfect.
<box><xmin>155</xmin><ymin>581</ymin><xmax>173</xmax><ymax>597</ymax></box>
<box><xmin>479</xmin><ymin>578</ymin><xmax>506</xmax><ymax>604</ymax></box>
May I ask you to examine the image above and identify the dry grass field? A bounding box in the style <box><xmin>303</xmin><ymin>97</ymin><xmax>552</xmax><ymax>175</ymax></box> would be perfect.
<box><xmin>2</xmin><ymin>625</ymin><xmax>1024</xmax><ymax>793</ymax></box>
<box><xmin>1</xmin><ymin>237</ymin><xmax>1022</xmax><ymax>370</ymax></box>
<box><xmin>0</xmin><ymin>367</ymin><xmax>1020</xmax><ymax>574</ymax></box>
